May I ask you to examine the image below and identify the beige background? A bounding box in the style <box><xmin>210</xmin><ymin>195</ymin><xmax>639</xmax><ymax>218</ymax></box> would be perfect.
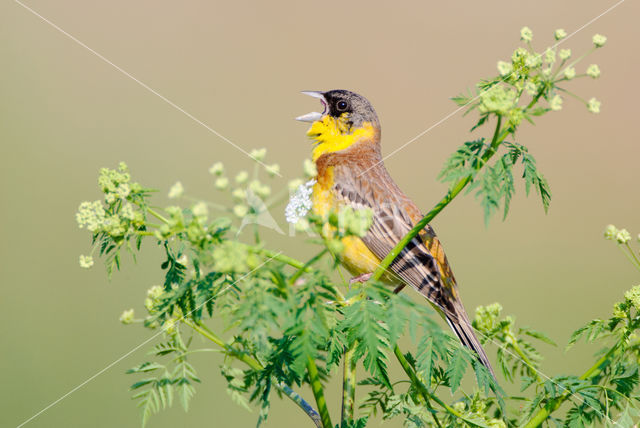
<box><xmin>2</xmin><ymin>0</ymin><xmax>639</xmax><ymax>427</ymax></box>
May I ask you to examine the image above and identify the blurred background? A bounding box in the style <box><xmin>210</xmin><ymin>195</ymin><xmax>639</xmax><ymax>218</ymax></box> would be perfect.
<box><xmin>2</xmin><ymin>0</ymin><xmax>639</xmax><ymax>426</ymax></box>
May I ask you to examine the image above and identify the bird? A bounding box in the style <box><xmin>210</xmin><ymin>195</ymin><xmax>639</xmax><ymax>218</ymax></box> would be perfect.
<box><xmin>296</xmin><ymin>89</ymin><xmax>495</xmax><ymax>376</ymax></box>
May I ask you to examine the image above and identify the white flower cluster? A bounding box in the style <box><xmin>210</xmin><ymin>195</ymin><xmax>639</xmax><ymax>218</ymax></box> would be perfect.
<box><xmin>285</xmin><ymin>179</ymin><xmax>316</xmax><ymax>224</ymax></box>
<box><xmin>76</xmin><ymin>201</ymin><xmax>106</xmax><ymax>232</ymax></box>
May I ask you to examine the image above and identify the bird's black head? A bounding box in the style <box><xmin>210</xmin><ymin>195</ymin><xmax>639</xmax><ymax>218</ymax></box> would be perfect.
<box><xmin>296</xmin><ymin>89</ymin><xmax>380</xmax><ymax>128</ymax></box>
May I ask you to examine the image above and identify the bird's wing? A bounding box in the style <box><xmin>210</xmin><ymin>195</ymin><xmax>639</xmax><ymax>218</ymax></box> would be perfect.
<box><xmin>324</xmin><ymin>155</ymin><xmax>495</xmax><ymax>376</ymax></box>
<box><xmin>330</xmin><ymin>162</ymin><xmax>459</xmax><ymax>316</ymax></box>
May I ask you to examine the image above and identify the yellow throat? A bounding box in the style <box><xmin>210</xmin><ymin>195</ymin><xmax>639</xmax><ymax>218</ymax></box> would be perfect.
<box><xmin>308</xmin><ymin>114</ymin><xmax>377</xmax><ymax>161</ymax></box>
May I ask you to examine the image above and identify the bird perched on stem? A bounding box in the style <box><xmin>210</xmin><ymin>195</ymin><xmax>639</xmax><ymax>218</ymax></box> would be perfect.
<box><xmin>296</xmin><ymin>89</ymin><xmax>495</xmax><ymax>377</ymax></box>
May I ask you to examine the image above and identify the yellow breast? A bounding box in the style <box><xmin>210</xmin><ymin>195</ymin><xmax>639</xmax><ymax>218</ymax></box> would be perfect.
<box><xmin>312</xmin><ymin>171</ymin><xmax>384</xmax><ymax>278</ymax></box>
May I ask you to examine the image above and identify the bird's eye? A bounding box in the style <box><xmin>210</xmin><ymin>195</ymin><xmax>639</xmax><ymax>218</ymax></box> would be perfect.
<box><xmin>336</xmin><ymin>100</ymin><xmax>348</xmax><ymax>111</ymax></box>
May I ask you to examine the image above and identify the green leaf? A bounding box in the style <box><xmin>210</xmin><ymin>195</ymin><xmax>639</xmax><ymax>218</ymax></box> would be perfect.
<box><xmin>446</xmin><ymin>347</ymin><xmax>469</xmax><ymax>393</ymax></box>
<box><xmin>521</xmin><ymin>152</ymin><xmax>552</xmax><ymax>213</ymax></box>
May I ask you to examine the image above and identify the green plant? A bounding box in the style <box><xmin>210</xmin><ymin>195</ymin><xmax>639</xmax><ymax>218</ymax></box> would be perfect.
<box><xmin>77</xmin><ymin>28</ymin><xmax>640</xmax><ymax>427</ymax></box>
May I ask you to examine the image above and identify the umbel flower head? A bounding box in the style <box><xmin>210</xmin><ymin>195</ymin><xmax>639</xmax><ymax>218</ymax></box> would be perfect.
<box><xmin>587</xmin><ymin>98</ymin><xmax>601</xmax><ymax>114</ymax></box>
<box><xmin>285</xmin><ymin>179</ymin><xmax>316</xmax><ymax>224</ymax></box>
<box><xmin>554</xmin><ymin>28</ymin><xmax>567</xmax><ymax>40</ymax></box>
<box><xmin>79</xmin><ymin>254</ymin><xmax>94</xmax><ymax>268</ymax></box>
<box><xmin>520</xmin><ymin>26</ymin><xmax>533</xmax><ymax>42</ymax></box>
<box><xmin>586</xmin><ymin>64</ymin><xmax>601</xmax><ymax>79</ymax></box>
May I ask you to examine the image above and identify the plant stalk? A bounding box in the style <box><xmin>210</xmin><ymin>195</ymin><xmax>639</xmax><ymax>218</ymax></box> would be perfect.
<box><xmin>183</xmin><ymin>319</ymin><xmax>323</xmax><ymax>427</ymax></box>
<box><xmin>307</xmin><ymin>357</ymin><xmax>333</xmax><ymax>428</ymax></box>
<box><xmin>393</xmin><ymin>345</ymin><xmax>486</xmax><ymax>427</ymax></box>
<box><xmin>341</xmin><ymin>346</ymin><xmax>357</xmax><ymax>422</ymax></box>
<box><xmin>521</xmin><ymin>344</ymin><xmax>619</xmax><ymax>428</ymax></box>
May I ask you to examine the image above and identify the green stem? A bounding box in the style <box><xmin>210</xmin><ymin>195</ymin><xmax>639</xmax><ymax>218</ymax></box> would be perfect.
<box><xmin>307</xmin><ymin>357</ymin><xmax>333</xmax><ymax>428</ymax></box>
<box><xmin>507</xmin><ymin>334</ymin><xmax>543</xmax><ymax>384</ymax></box>
<box><xmin>183</xmin><ymin>320</ymin><xmax>323</xmax><ymax>427</ymax></box>
<box><xmin>341</xmin><ymin>346</ymin><xmax>357</xmax><ymax>422</ymax></box>
<box><xmin>622</xmin><ymin>243</ymin><xmax>640</xmax><ymax>270</ymax></box>
<box><xmin>147</xmin><ymin>207</ymin><xmax>169</xmax><ymax>224</ymax></box>
<box><xmin>289</xmin><ymin>249</ymin><xmax>328</xmax><ymax>285</ymax></box>
<box><xmin>521</xmin><ymin>344</ymin><xmax>618</xmax><ymax>428</ymax></box>
<box><xmin>259</xmin><ymin>248</ymin><xmax>307</xmax><ymax>270</ymax></box>
<box><xmin>393</xmin><ymin>345</ymin><xmax>485</xmax><ymax>427</ymax></box>
<box><xmin>371</xmin><ymin>117</ymin><xmax>508</xmax><ymax>282</ymax></box>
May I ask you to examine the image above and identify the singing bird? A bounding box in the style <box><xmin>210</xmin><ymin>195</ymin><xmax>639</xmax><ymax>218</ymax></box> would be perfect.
<box><xmin>296</xmin><ymin>89</ymin><xmax>494</xmax><ymax>375</ymax></box>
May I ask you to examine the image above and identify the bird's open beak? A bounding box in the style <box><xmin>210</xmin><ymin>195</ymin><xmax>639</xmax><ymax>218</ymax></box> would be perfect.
<box><xmin>295</xmin><ymin>91</ymin><xmax>327</xmax><ymax>122</ymax></box>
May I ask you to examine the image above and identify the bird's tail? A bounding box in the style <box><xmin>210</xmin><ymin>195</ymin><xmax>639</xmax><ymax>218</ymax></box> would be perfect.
<box><xmin>443</xmin><ymin>300</ymin><xmax>496</xmax><ymax>380</ymax></box>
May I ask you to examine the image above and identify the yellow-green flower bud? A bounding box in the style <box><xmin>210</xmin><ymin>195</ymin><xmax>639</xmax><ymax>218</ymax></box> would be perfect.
<box><xmin>235</xmin><ymin>171</ymin><xmax>249</xmax><ymax>184</ymax></box>
<box><xmin>231</xmin><ymin>188</ymin><xmax>247</xmax><ymax>201</ymax></box>
<box><xmin>558</xmin><ymin>49</ymin><xmax>571</xmax><ymax>60</ymax></box>
<box><xmin>256</xmin><ymin>184</ymin><xmax>271</xmax><ymax>199</ymax></box>
<box><xmin>520</xmin><ymin>26</ymin><xmax>533</xmax><ymax>42</ymax></box>
<box><xmin>549</xmin><ymin>95</ymin><xmax>563</xmax><ymax>111</ymax></box>
<box><xmin>147</xmin><ymin>285</ymin><xmax>164</xmax><ymax>299</ymax></box>
<box><xmin>554</xmin><ymin>29</ymin><xmax>567</xmax><ymax>40</ymax></box>
<box><xmin>497</xmin><ymin>61</ymin><xmax>512</xmax><ymax>77</ymax></box>
<box><xmin>79</xmin><ymin>255</ymin><xmax>94</xmax><ymax>269</ymax></box>
<box><xmin>525</xmin><ymin>54</ymin><xmax>542</xmax><ymax>69</ymax></box>
<box><xmin>233</xmin><ymin>204</ymin><xmax>248</xmax><ymax>218</ymax></box>
<box><xmin>586</xmin><ymin>64</ymin><xmax>600</xmax><ymax>79</ymax></box>
<box><xmin>168</xmin><ymin>181</ymin><xmax>184</xmax><ymax>199</ymax></box>
<box><xmin>265</xmin><ymin>164</ymin><xmax>280</xmax><ymax>177</ymax></box>
<box><xmin>208</xmin><ymin>162</ymin><xmax>224</xmax><ymax>176</ymax></box>
<box><xmin>303</xmin><ymin>159</ymin><xmax>317</xmax><ymax>178</ymax></box>
<box><xmin>587</xmin><ymin>98</ymin><xmax>601</xmax><ymax>114</ymax></box>
<box><xmin>592</xmin><ymin>34</ymin><xmax>607</xmax><ymax>48</ymax></box>
<box><xmin>563</xmin><ymin>67</ymin><xmax>576</xmax><ymax>80</ymax></box>
<box><xmin>192</xmin><ymin>202</ymin><xmax>208</xmax><ymax>218</ymax></box>
<box><xmin>116</xmin><ymin>183</ymin><xmax>131</xmax><ymax>199</ymax></box>
<box><xmin>524</xmin><ymin>82</ymin><xmax>538</xmax><ymax>96</ymax></box>
<box><xmin>616</xmin><ymin>229</ymin><xmax>631</xmax><ymax>244</ymax></box>
<box><xmin>544</xmin><ymin>48</ymin><xmax>556</xmax><ymax>65</ymax></box>
<box><xmin>288</xmin><ymin>178</ymin><xmax>303</xmax><ymax>192</ymax></box>
<box><xmin>120</xmin><ymin>308</ymin><xmax>135</xmax><ymax>324</ymax></box>
<box><xmin>250</xmin><ymin>148</ymin><xmax>267</xmax><ymax>162</ymax></box>
<box><xmin>76</xmin><ymin>200</ymin><xmax>106</xmax><ymax>232</ymax></box>
<box><xmin>163</xmin><ymin>318</ymin><xmax>177</xmax><ymax>335</ymax></box>
<box><xmin>215</xmin><ymin>176</ymin><xmax>229</xmax><ymax>190</ymax></box>
<box><xmin>624</xmin><ymin>285</ymin><xmax>640</xmax><ymax>311</ymax></box>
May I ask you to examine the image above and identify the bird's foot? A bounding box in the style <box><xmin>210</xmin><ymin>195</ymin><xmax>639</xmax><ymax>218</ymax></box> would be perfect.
<box><xmin>393</xmin><ymin>284</ymin><xmax>406</xmax><ymax>294</ymax></box>
<box><xmin>349</xmin><ymin>272</ymin><xmax>373</xmax><ymax>285</ymax></box>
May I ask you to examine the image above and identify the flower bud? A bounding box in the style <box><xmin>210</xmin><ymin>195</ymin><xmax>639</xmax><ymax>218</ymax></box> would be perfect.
<box><xmin>586</xmin><ymin>64</ymin><xmax>600</xmax><ymax>79</ymax></box>
<box><xmin>592</xmin><ymin>34</ymin><xmax>607</xmax><ymax>48</ymax></box>
<box><xmin>554</xmin><ymin>29</ymin><xmax>567</xmax><ymax>40</ymax></box>
<box><xmin>215</xmin><ymin>177</ymin><xmax>229</xmax><ymax>190</ymax></box>
<box><xmin>79</xmin><ymin>255</ymin><xmax>94</xmax><ymax>269</ymax></box>
<box><xmin>563</xmin><ymin>67</ymin><xmax>576</xmax><ymax>80</ymax></box>
<box><xmin>587</xmin><ymin>98</ymin><xmax>601</xmax><ymax>114</ymax></box>
<box><xmin>168</xmin><ymin>181</ymin><xmax>184</xmax><ymax>199</ymax></box>
<box><xmin>250</xmin><ymin>148</ymin><xmax>267</xmax><ymax>161</ymax></box>
<box><xmin>235</xmin><ymin>171</ymin><xmax>249</xmax><ymax>184</ymax></box>
<box><xmin>558</xmin><ymin>49</ymin><xmax>571</xmax><ymax>60</ymax></box>
<box><xmin>616</xmin><ymin>229</ymin><xmax>631</xmax><ymax>244</ymax></box>
<box><xmin>520</xmin><ymin>26</ymin><xmax>533</xmax><ymax>42</ymax></box>
<box><xmin>208</xmin><ymin>162</ymin><xmax>224</xmax><ymax>176</ymax></box>
<box><xmin>119</xmin><ymin>308</ymin><xmax>135</xmax><ymax>324</ymax></box>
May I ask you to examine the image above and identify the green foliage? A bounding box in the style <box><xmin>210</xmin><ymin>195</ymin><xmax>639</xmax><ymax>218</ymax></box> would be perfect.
<box><xmin>74</xmin><ymin>27</ymin><xmax>636</xmax><ymax>428</ymax></box>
